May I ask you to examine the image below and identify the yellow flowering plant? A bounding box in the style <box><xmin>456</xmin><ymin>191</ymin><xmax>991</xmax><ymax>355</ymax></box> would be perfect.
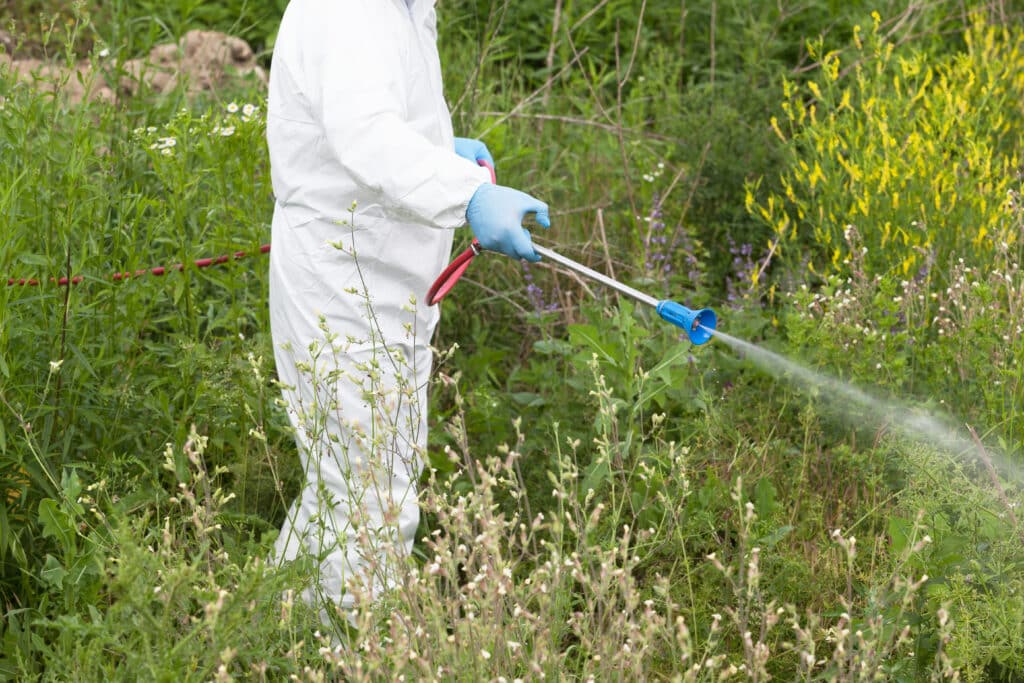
<box><xmin>750</xmin><ymin>15</ymin><xmax>1024</xmax><ymax>282</ymax></box>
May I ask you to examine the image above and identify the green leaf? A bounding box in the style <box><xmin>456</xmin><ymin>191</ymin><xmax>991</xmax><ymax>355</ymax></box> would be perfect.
<box><xmin>647</xmin><ymin>343</ymin><xmax>690</xmax><ymax>379</ymax></box>
<box><xmin>66</xmin><ymin>342</ymin><xmax>99</xmax><ymax>380</ymax></box>
<box><xmin>62</xmin><ymin>471</ymin><xmax>84</xmax><ymax>517</ymax></box>
<box><xmin>0</xmin><ymin>656</ymin><xmax>19</xmax><ymax>681</ymax></box>
<box><xmin>0</xmin><ymin>503</ymin><xmax>9</xmax><ymax>560</ymax></box>
<box><xmin>9</xmin><ymin>533</ymin><xmax>26</xmax><ymax>569</ymax></box>
<box><xmin>888</xmin><ymin>515</ymin><xmax>912</xmax><ymax>557</ymax></box>
<box><xmin>532</xmin><ymin>339</ymin><xmax>573</xmax><ymax>356</ymax></box>
<box><xmin>40</xmin><ymin>554</ymin><xmax>67</xmax><ymax>589</ymax></box>
<box><xmin>580</xmin><ymin>457</ymin><xmax>610</xmax><ymax>500</ymax></box>
<box><xmin>635</xmin><ymin>383</ymin><xmax>669</xmax><ymax>410</ymax></box>
<box><xmin>754</xmin><ymin>477</ymin><xmax>778</xmax><ymax>517</ymax></box>
<box><xmin>62</xmin><ymin>470</ymin><xmax>82</xmax><ymax>504</ymax></box>
<box><xmin>754</xmin><ymin>525</ymin><xmax>794</xmax><ymax>549</ymax></box>
<box><xmin>16</xmin><ymin>253</ymin><xmax>52</xmax><ymax>267</ymax></box>
<box><xmin>38</xmin><ymin>499</ymin><xmax>74</xmax><ymax>553</ymax></box>
<box><xmin>510</xmin><ymin>392</ymin><xmax>546</xmax><ymax>407</ymax></box>
<box><xmin>567</xmin><ymin>324</ymin><xmax>620</xmax><ymax>368</ymax></box>
<box><xmin>68</xmin><ymin>553</ymin><xmax>99</xmax><ymax>589</ymax></box>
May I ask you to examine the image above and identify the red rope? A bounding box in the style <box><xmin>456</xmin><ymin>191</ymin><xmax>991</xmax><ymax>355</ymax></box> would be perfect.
<box><xmin>6</xmin><ymin>244</ymin><xmax>271</xmax><ymax>287</ymax></box>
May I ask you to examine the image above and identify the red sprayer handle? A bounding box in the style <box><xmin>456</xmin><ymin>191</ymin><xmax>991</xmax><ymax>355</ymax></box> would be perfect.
<box><xmin>425</xmin><ymin>158</ymin><xmax>496</xmax><ymax>305</ymax></box>
<box><xmin>425</xmin><ymin>239</ymin><xmax>482</xmax><ymax>305</ymax></box>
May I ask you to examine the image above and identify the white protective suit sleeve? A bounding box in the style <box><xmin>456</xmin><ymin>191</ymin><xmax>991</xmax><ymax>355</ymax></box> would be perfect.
<box><xmin>311</xmin><ymin>1</ymin><xmax>488</xmax><ymax>229</ymax></box>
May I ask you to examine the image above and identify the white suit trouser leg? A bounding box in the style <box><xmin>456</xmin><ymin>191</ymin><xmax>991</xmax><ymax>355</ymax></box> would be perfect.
<box><xmin>273</xmin><ymin>338</ymin><xmax>430</xmax><ymax>621</ymax></box>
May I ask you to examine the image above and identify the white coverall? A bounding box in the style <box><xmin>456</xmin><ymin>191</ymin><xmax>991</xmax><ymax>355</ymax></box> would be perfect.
<box><xmin>267</xmin><ymin>0</ymin><xmax>490</xmax><ymax>618</ymax></box>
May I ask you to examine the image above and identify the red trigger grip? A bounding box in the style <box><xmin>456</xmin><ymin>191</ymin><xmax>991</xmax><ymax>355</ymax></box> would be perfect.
<box><xmin>426</xmin><ymin>158</ymin><xmax>495</xmax><ymax>305</ymax></box>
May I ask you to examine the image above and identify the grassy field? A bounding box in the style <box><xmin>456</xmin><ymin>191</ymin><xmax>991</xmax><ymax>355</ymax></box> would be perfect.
<box><xmin>2</xmin><ymin>1</ymin><xmax>1024</xmax><ymax>680</ymax></box>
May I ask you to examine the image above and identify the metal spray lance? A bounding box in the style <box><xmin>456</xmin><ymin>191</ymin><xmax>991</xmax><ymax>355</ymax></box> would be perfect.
<box><xmin>426</xmin><ymin>161</ymin><xmax>717</xmax><ymax>345</ymax></box>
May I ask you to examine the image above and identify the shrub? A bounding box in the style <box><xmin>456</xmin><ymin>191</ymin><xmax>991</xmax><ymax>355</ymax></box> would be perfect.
<box><xmin>750</xmin><ymin>15</ymin><xmax>1024</xmax><ymax>283</ymax></box>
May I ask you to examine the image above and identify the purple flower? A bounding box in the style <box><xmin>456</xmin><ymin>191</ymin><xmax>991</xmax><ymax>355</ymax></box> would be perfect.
<box><xmin>643</xmin><ymin>193</ymin><xmax>676</xmax><ymax>291</ymax></box>
<box><xmin>725</xmin><ymin>236</ymin><xmax>761</xmax><ymax>309</ymax></box>
<box><xmin>522</xmin><ymin>262</ymin><xmax>558</xmax><ymax>313</ymax></box>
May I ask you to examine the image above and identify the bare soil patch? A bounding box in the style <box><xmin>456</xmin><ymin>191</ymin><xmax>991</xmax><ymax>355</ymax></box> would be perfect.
<box><xmin>0</xmin><ymin>29</ymin><xmax>266</xmax><ymax>104</ymax></box>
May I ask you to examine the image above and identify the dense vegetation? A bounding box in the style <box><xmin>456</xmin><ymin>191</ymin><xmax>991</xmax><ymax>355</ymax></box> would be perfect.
<box><xmin>2</xmin><ymin>1</ymin><xmax>1023</xmax><ymax>680</ymax></box>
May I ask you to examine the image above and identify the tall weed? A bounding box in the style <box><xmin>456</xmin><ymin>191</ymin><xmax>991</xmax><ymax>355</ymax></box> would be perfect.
<box><xmin>751</xmin><ymin>16</ymin><xmax>1024</xmax><ymax>282</ymax></box>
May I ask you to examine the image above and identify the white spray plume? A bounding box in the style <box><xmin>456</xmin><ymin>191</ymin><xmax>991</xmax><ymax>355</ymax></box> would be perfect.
<box><xmin>703</xmin><ymin>327</ymin><xmax>1020</xmax><ymax>484</ymax></box>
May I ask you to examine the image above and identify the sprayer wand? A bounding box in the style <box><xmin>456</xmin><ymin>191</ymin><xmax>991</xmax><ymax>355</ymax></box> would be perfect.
<box><xmin>530</xmin><ymin>244</ymin><xmax>716</xmax><ymax>344</ymax></box>
<box><xmin>426</xmin><ymin>162</ymin><xmax>717</xmax><ymax>344</ymax></box>
<box><xmin>427</xmin><ymin>238</ymin><xmax>716</xmax><ymax>344</ymax></box>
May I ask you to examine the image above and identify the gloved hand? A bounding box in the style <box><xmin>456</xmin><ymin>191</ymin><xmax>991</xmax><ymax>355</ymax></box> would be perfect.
<box><xmin>454</xmin><ymin>137</ymin><xmax>495</xmax><ymax>167</ymax></box>
<box><xmin>466</xmin><ymin>183</ymin><xmax>550</xmax><ymax>262</ymax></box>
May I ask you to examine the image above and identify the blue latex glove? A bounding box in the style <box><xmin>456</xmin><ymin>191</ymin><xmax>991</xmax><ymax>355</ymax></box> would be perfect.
<box><xmin>454</xmin><ymin>137</ymin><xmax>495</xmax><ymax>167</ymax></box>
<box><xmin>466</xmin><ymin>184</ymin><xmax>550</xmax><ymax>262</ymax></box>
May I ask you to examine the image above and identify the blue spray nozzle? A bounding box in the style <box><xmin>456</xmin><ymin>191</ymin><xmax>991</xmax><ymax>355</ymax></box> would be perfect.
<box><xmin>656</xmin><ymin>300</ymin><xmax>717</xmax><ymax>345</ymax></box>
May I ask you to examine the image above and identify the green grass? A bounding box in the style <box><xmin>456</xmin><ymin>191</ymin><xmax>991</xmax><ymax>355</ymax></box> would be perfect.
<box><xmin>2</xmin><ymin>1</ymin><xmax>1024</xmax><ymax>680</ymax></box>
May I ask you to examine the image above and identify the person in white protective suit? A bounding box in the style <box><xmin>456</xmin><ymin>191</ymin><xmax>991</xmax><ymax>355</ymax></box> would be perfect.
<box><xmin>266</xmin><ymin>0</ymin><xmax>550</xmax><ymax>626</ymax></box>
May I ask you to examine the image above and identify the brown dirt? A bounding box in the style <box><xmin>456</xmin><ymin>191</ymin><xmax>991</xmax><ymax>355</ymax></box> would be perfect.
<box><xmin>0</xmin><ymin>29</ymin><xmax>266</xmax><ymax>105</ymax></box>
